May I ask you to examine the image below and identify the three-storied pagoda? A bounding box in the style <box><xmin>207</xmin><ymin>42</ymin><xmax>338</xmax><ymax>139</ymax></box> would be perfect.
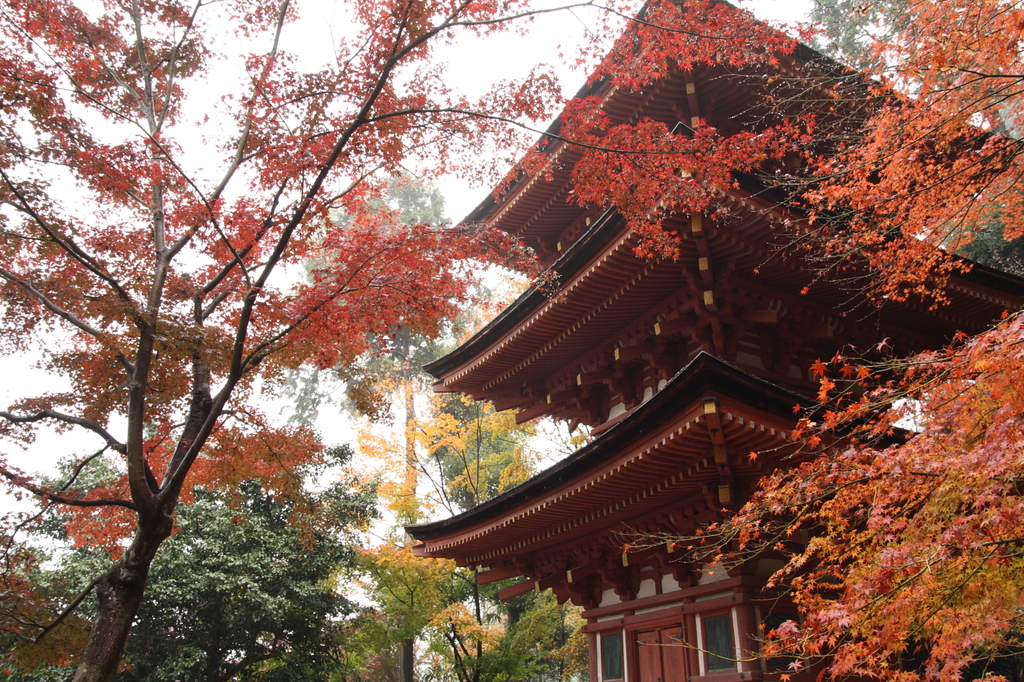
<box><xmin>407</xmin><ymin>23</ymin><xmax>1024</xmax><ymax>682</ymax></box>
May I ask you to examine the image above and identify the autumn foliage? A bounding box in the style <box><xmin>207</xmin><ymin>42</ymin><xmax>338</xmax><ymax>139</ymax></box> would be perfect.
<box><xmin>796</xmin><ymin>0</ymin><xmax>1024</xmax><ymax>299</ymax></box>
<box><xmin>1</xmin><ymin>0</ymin><xmax>1023</xmax><ymax>675</ymax></box>
<box><xmin>0</xmin><ymin>0</ymin><xmax>557</xmax><ymax>676</ymax></box>
<box><xmin>545</xmin><ymin>0</ymin><xmax>1024</xmax><ymax>680</ymax></box>
<box><xmin>716</xmin><ymin>0</ymin><xmax>1024</xmax><ymax>678</ymax></box>
<box><xmin>692</xmin><ymin>311</ymin><xmax>1019</xmax><ymax>682</ymax></box>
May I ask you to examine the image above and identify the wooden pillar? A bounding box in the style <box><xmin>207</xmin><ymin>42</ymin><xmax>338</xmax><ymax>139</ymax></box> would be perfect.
<box><xmin>683</xmin><ymin>599</ymin><xmax>700</xmax><ymax>679</ymax></box>
<box><xmin>626</xmin><ymin>627</ymin><xmax>638</xmax><ymax>682</ymax></box>
<box><xmin>733</xmin><ymin>597</ymin><xmax>760</xmax><ymax>675</ymax></box>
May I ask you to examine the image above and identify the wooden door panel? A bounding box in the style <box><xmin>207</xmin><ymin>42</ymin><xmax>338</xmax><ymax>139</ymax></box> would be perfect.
<box><xmin>660</xmin><ymin>626</ymin><xmax>688</xmax><ymax>682</ymax></box>
<box><xmin>637</xmin><ymin>630</ymin><xmax>663</xmax><ymax>682</ymax></box>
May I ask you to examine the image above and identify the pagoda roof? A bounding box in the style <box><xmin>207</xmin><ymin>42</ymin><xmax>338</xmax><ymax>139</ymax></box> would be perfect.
<box><xmin>456</xmin><ymin>50</ymin><xmax>855</xmax><ymax>268</ymax></box>
<box><xmin>408</xmin><ymin>352</ymin><xmax>808</xmax><ymax>562</ymax></box>
<box><xmin>426</xmin><ymin>198</ymin><xmax>1024</xmax><ymax>408</ymax></box>
<box><xmin>431</xmin><ymin>247</ymin><xmax>1024</xmax><ymax>381</ymax></box>
<box><xmin>423</xmin><ymin>206</ymin><xmax>622</xmax><ymax>381</ymax></box>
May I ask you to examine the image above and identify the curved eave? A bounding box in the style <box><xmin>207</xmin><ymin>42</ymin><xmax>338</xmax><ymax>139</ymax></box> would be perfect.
<box><xmin>423</xmin><ymin>208</ymin><xmax>621</xmax><ymax>380</ymax></box>
<box><xmin>459</xmin><ymin>75</ymin><xmax>611</xmax><ymax>230</ymax></box>
<box><xmin>954</xmin><ymin>257</ymin><xmax>1024</xmax><ymax>298</ymax></box>
<box><xmin>408</xmin><ymin>352</ymin><xmax>809</xmax><ymax>543</ymax></box>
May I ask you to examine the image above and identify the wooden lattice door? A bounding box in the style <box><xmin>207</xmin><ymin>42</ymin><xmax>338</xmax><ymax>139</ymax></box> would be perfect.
<box><xmin>637</xmin><ymin>626</ymin><xmax>688</xmax><ymax>682</ymax></box>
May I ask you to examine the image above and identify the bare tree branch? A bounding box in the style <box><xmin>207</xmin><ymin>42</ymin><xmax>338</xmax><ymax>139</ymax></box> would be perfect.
<box><xmin>28</xmin><ymin>575</ymin><xmax>102</xmax><ymax>644</ymax></box>
<box><xmin>0</xmin><ymin>410</ymin><xmax>126</xmax><ymax>455</ymax></box>
<box><xmin>0</xmin><ymin>467</ymin><xmax>136</xmax><ymax>511</ymax></box>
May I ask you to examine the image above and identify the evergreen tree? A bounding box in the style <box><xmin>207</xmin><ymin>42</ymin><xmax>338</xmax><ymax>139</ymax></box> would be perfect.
<box><xmin>3</xmin><ymin>448</ymin><xmax>376</xmax><ymax>682</ymax></box>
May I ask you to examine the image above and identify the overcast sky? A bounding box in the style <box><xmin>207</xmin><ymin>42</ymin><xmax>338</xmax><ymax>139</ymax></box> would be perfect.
<box><xmin>433</xmin><ymin>0</ymin><xmax>814</xmax><ymax>220</ymax></box>
<box><xmin>0</xmin><ymin>0</ymin><xmax>811</xmax><ymax>496</ymax></box>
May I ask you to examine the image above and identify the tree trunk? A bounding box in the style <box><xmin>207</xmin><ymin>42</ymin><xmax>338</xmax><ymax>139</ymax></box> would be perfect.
<box><xmin>73</xmin><ymin>513</ymin><xmax>173</xmax><ymax>682</ymax></box>
<box><xmin>402</xmin><ymin>366</ymin><xmax>418</xmax><ymax>503</ymax></box>
<box><xmin>400</xmin><ymin>637</ymin><xmax>415</xmax><ymax>682</ymax></box>
<box><xmin>400</xmin><ymin>378</ymin><xmax>418</xmax><ymax>682</ymax></box>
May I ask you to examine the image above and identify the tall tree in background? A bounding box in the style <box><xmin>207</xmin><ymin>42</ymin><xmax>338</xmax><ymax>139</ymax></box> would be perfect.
<box><xmin>286</xmin><ymin>176</ymin><xmax>454</xmax><ymax>431</ymax></box>
<box><xmin>808</xmin><ymin>0</ymin><xmax>911</xmax><ymax>69</ymax></box>
<box><xmin>353</xmin><ymin>392</ymin><xmax>586</xmax><ymax>682</ymax></box>
<box><xmin>285</xmin><ymin>176</ymin><xmax>460</xmax><ymax>527</ymax></box>
<box><xmin>283</xmin><ymin>175</ymin><xmax>484</xmax><ymax>681</ymax></box>
<box><xmin>413</xmin><ymin>395</ymin><xmax>587</xmax><ymax>682</ymax></box>
<box><xmin>0</xmin><ymin>0</ymin><xmax>563</xmax><ymax>676</ymax></box>
<box><xmin>268</xmin><ymin>168</ymin><xmax>575</xmax><ymax>679</ymax></box>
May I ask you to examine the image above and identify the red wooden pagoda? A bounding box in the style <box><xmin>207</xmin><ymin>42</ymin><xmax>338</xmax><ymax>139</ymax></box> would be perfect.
<box><xmin>407</xmin><ymin>33</ymin><xmax>1024</xmax><ymax>682</ymax></box>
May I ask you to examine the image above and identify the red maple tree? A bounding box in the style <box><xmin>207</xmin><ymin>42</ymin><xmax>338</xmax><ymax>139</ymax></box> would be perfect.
<box><xmin>749</xmin><ymin>0</ymin><xmax>1024</xmax><ymax>676</ymax></box>
<box><xmin>505</xmin><ymin>0</ymin><xmax>1024</xmax><ymax>678</ymax></box>
<box><xmin>4</xmin><ymin>0</ymin><xmax>1018</xmax><ymax>676</ymax></box>
<box><xmin>640</xmin><ymin>0</ymin><xmax>1024</xmax><ymax>679</ymax></box>
<box><xmin>719</xmin><ymin>314</ymin><xmax>1024</xmax><ymax>682</ymax></box>
<box><xmin>0</xmin><ymin>0</ymin><xmax>569</xmax><ymax>677</ymax></box>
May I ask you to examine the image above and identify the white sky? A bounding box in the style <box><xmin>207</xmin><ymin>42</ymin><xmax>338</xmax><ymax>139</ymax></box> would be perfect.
<box><xmin>434</xmin><ymin>0</ymin><xmax>813</xmax><ymax>220</ymax></box>
<box><xmin>0</xmin><ymin>0</ymin><xmax>811</xmax><ymax>492</ymax></box>
<box><xmin>272</xmin><ymin>0</ymin><xmax>814</xmax><ymax>222</ymax></box>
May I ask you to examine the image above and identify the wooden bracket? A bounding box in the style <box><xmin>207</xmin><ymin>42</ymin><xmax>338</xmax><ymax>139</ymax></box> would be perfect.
<box><xmin>498</xmin><ymin>579</ymin><xmax>535</xmax><ymax>601</ymax></box>
<box><xmin>476</xmin><ymin>564</ymin><xmax>523</xmax><ymax>585</ymax></box>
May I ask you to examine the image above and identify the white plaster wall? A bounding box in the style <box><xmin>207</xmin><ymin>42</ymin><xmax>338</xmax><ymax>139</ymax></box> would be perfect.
<box><xmin>698</xmin><ymin>562</ymin><xmax>728</xmax><ymax>585</ymax></box>
<box><xmin>661</xmin><ymin>572</ymin><xmax>679</xmax><ymax>593</ymax></box>
<box><xmin>636</xmin><ymin>578</ymin><xmax>658</xmax><ymax>599</ymax></box>
<box><xmin>599</xmin><ymin>588</ymin><xmax>621</xmax><ymax>609</ymax></box>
